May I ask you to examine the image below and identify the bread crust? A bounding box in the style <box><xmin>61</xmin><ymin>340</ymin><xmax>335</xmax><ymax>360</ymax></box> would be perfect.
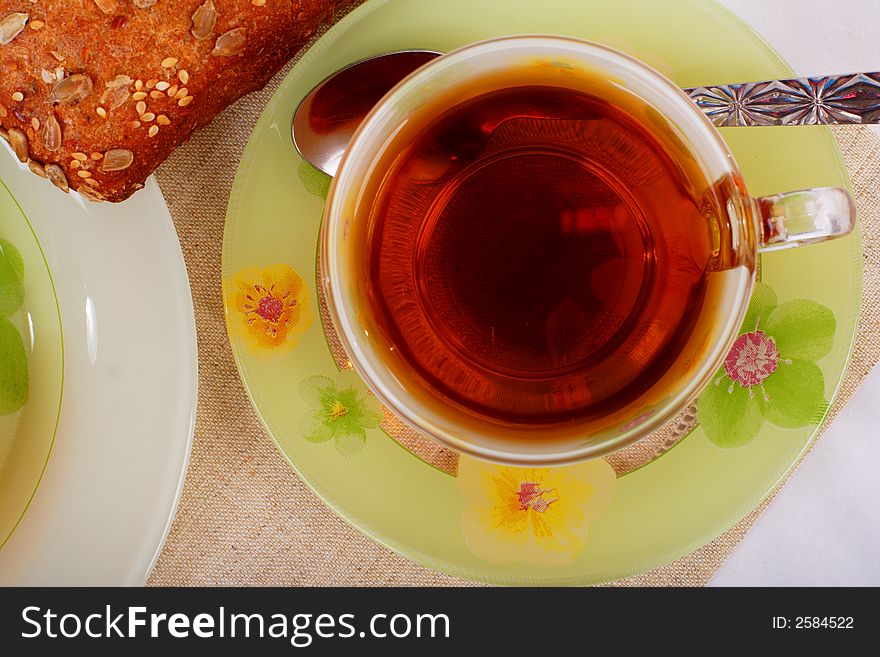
<box><xmin>0</xmin><ymin>0</ymin><xmax>345</xmax><ymax>201</ymax></box>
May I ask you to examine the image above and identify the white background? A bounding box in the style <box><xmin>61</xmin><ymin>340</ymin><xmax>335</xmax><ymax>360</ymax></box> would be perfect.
<box><xmin>710</xmin><ymin>0</ymin><xmax>880</xmax><ymax>586</ymax></box>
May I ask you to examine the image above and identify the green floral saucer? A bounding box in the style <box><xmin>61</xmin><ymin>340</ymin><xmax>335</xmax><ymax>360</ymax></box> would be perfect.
<box><xmin>222</xmin><ymin>0</ymin><xmax>861</xmax><ymax>584</ymax></box>
<box><xmin>0</xmin><ymin>178</ymin><xmax>63</xmax><ymax>550</ymax></box>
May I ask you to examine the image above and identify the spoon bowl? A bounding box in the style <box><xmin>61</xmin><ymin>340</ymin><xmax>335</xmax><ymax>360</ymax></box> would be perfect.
<box><xmin>292</xmin><ymin>50</ymin><xmax>441</xmax><ymax>176</ymax></box>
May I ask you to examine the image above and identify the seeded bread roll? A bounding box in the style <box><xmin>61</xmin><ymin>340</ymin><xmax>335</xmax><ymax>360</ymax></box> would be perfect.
<box><xmin>0</xmin><ymin>0</ymin><xmax>348</xmax><ymax>202</ymax></box>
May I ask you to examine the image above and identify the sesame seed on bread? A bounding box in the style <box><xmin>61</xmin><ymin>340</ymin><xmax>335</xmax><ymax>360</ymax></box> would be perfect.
<box><xmin>0</xmin><ymin>0</ymin><xmax>348</xmax><ymax>202</ymax></box>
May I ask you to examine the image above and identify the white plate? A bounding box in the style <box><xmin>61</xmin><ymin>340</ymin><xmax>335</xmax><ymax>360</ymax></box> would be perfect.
<box><xmin>0</xmin><ymin>154</ymin><xmax>196</xmax><ymax>585</ymax></box>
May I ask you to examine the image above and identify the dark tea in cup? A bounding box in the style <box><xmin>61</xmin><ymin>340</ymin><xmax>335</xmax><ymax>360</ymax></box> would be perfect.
<box><xmin>323</xmin><ymin>37</ymin><xmax>852</xmax><ymax>463</ymax></box>
<box><xmin>358</xmin><ymin>85</ymin><xmax>742</xmax><ymax>425</ymax></box>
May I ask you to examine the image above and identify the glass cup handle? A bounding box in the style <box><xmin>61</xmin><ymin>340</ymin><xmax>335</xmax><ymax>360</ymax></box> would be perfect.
<box><xmin>756</xmin><ymin>187</ymin><xmax>856</xmax><ymax>252</ymax></box>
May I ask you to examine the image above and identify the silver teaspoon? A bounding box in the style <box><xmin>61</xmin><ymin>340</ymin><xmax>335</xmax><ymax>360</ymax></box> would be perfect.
<box><xmin>292</xmin><ymin>50</ymin><xmax>880</xmax><ymax>176</ymax></box>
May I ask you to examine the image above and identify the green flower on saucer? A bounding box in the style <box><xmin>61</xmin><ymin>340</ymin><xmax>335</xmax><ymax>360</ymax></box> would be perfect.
<box><xmin>0</xmin><ymin>238</ymin><xmax>28</xmax><ymax>415</ymax></box>
<box><xmin>299</xmin><ymin>368</ymin><xmax>383</xmax><ymax>456</ymax></box>
<box><xmin>696</xmin><ymin>281</ymin><xmax>835</xmax><ymax>448</ymax></box>
<box><xmin>297</xmin><ymin>161</ymin><xmax>331</xmax><ymax>200</ymax></box>
<box><xmin>0</xmin><ymin>237</ymin><xmax>24</xmax><ymax>317</ymax></box>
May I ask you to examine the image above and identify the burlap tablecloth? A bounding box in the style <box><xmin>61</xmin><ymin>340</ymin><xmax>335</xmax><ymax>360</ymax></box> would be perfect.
<box><xmin>146</xmin><ymin>12</ymin><xmax>880</xmax><ymax>585</ymax></box>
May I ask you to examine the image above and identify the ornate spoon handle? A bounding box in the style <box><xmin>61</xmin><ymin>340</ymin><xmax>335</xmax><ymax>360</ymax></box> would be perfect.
<box><xmin>685</xmin><ymin>72</ymin><xmax>880</xmax><ymax>126</ymax></box>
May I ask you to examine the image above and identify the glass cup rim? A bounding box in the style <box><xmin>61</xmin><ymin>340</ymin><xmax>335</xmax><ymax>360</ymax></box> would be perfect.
<box><xmin>322</xmin><ymin>34</ymin><xmax>754</xmax><ymax>465</ymax></box>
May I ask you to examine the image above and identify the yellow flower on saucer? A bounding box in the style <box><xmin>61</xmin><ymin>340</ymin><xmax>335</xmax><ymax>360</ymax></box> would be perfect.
<box><xmin>458</xmin><ymin>456</ymin><xmax>615</xmax><ymax>567</ymax></box>
<box><xmin>229</xmin><ymin>264</ymin><xmax>312</xmax><ymax>359</ymax></box>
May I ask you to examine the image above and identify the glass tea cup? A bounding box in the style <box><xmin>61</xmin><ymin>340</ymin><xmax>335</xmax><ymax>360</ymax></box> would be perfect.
<box><xmin>320</xmin><ymin>36</ymin><xmax>855</xmax><ymax>465</ymax></box>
